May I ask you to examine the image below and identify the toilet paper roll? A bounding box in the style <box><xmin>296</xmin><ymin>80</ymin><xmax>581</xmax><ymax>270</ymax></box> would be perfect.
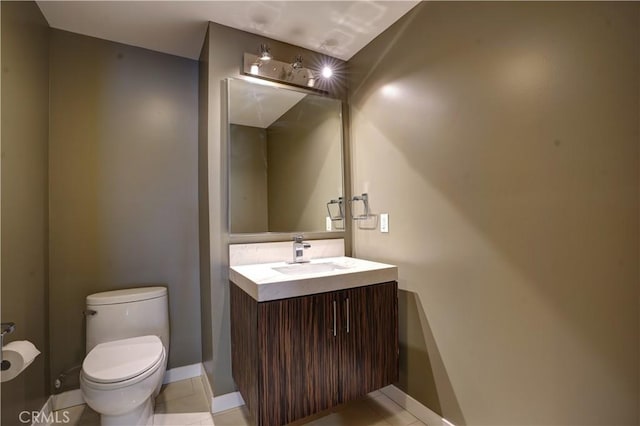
<box><xmin>1</xmin><ymin>340</ymin><xmax>40</xmax><ymax>383</ymax></box>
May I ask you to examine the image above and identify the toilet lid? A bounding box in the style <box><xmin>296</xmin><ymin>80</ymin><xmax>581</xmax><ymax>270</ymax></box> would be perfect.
<box><xmin>83</xmin><ymin>335</ymin><xmax>163</xmax><ymax>384</ymax></box>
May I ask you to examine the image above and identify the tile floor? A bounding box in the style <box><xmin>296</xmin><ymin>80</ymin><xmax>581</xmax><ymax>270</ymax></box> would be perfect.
<box><xmin>58</xmin><ymin>377</ymin><xmax>213</xmax><ymax>426</ymax></box>
<box><xmin>212</xmin><ymin>390</ymin><xmax>426</xmax><ymax>426</ymax></box>
<box><xmin>58</xmin><ymin>376</ymin><xmax>425</xmax><ymax>426</ymax></box>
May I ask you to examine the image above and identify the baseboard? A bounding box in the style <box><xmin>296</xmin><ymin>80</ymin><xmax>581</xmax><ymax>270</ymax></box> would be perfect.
<box><xmin>212</xmin><ymin>392</ymin><xmax>245</xmax><ymax>414</ymax></box>
<box><xmin>380</xmin><ymin>385</ymin><xmax>455</xmax><ymax>426</ymax></box>
<box><xmin>200</xmin><ymin>366</ymin><xmax>244</xmax><ymax>414</ymax></box>
<box><xmin>162</xmin><ymin>362</ymin><xmax>203</xmax><ymax>384</ymax></box>
<box><xmin>51</xmin><ymin>363</ymin><xmax>205</xmax><ymax>412</ymax></box>
<box><xmin>200</xmin><ymin>365</ymin><xmax>214</xmax><ymax>413</ymax></box>
<box><xmin>31</xmin><ymin>395</ymin><xmax>53</xmax><ymax>426</ymax></box>
<box><xmin>52</xmin><ymin>389</ymin><xmax>84</xmax><ymax>412</ymax></box>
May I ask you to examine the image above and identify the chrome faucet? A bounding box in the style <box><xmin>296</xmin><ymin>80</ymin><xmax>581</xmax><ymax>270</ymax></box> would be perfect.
<box><xmin>292</xmin><ymin>235</ymin><xmax>311</xmax><ymax>263</ymax></box>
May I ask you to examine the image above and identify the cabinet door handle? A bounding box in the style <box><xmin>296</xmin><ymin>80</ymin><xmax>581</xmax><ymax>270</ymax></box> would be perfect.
<box><xmin>346</xmin><ymin>297</ymin><xmax>350</xmax><ymax>333</ymax></box>
<box><xmin>333</xmin><ymin>300</ymin><xmax>337</xmax><ymax>337</ymax></box>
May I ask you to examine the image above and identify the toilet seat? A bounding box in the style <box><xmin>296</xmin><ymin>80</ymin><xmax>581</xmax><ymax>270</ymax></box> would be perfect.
<box><xmin>82</xmin><ymin>335</ymin><xmax>164</xmax><ymax>386</ymax></box>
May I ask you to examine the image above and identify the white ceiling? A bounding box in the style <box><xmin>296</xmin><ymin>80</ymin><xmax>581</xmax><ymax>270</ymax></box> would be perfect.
<box><xmin>36</xmin><ymin>1</ymin><xmax>420</xmax><ymax>61</ymax></box>
<box><xmin>229</xmin><ymin>79</ymin><xmax>307</xmax><ymax>128</ymax></box>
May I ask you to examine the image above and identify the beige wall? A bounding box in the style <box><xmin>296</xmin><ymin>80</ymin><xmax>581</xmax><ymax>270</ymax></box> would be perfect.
<box><xmin>348</xmin><ymin>2</ymin><xmax>639</xmax><ymax>425</ymax></box>
<box><xmin>229</xmin><ymin>124</ymin><xmax>268</xmax><ymax>233</ymax></box>
<box><xmin>1</xmin><ymin>1</ymin><xmax>50</xmax><ymax>422</ymax></box>
<box><xmin>49</xmin><ymin>29</ymin><xmax>201</xmax><ymax>386</ymax></box>
<box><xmin>267</xmin><ymin>96</ymin><xmax>343</xmax><ymax>232</ymax></box>
<box><xmin>202</xmin><ymin>20</ymin><xmax>348</xmax><ymax>395</ymax></box>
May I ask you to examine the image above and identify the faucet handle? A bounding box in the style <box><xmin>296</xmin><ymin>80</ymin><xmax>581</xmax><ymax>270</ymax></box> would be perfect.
<box><xmin>293</xmin><ymin>234</ymin><xmax>304</xmax><ymax>243</ymax></box>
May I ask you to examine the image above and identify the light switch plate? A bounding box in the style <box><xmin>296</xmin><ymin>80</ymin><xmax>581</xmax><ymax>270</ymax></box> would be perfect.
<box><xmin>326</xmin><ymin>216</ymin><xmax>332</xmax><ymax>231</ymax></box>
<box><xmin>380</xmin><ymin>213</ymin><xmax>389</xmax><ymax>233</ymax></box>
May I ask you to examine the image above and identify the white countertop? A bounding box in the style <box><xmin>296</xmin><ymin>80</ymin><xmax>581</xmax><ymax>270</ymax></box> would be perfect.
<box><xmin>229</xmin><ymin>256</ymin><xmax>398</xmax><ymax>302</ymax></box>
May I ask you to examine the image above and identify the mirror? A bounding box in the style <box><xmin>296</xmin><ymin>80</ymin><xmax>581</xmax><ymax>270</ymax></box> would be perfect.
<box><xmin>227</xmin><ymin>78</ymin><xmax>344</xmax><ymax>234</ymax></box>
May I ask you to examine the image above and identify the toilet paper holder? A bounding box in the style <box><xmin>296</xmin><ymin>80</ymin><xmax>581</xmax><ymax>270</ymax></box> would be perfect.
<box><xmin>1</xmin><ymin>322</ymin><xmax>16</xmax><ymax>371</ymax></box>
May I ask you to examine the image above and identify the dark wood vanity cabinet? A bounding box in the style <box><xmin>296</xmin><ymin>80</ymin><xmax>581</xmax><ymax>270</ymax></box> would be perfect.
<box><xmin>258</xmin><ymin>290</ymin><xmax>339</xmax><ymax>424</ymax></box>
<box><xmin>338</xmin><ymin>283</ymin><xmax>399</xmax><ymax>402</ymax></box>
<box><xmin>230</xmin><ymin>281</ymin><xmax>399</xmax><ymax>426</ymax></box>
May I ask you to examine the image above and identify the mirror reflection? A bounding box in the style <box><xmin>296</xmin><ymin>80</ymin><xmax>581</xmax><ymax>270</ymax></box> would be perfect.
<box><xmin>228</xmin><ymin>78</ymin><xmax>344</xmax><ymax>234</ymax></box>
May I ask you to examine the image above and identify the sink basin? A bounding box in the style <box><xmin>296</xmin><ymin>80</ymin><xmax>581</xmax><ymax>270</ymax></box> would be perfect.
<box><xmin>273</xmin><ymin>262</ymin><xmax>350</xmax><ymax>276</ymax></box>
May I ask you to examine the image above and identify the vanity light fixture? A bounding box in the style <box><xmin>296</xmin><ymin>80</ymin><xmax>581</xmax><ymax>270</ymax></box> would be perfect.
<box><xmin>250</xmin><ymin>44</ymin><xmax>272</xmax><ymax>75</ymax></box>
<box><xmin>242</xmin><ymin>49</ymin><xmax>330</xmax><ymax>93</ymax></box>
<box><xmin>292</xmin><ymin>55</ymin><xmax>303</xmax><ymax>70</ymax></box>
<box><xmin>289</xmin><ymin>55</ymin><xmax>316</xmax><ymax>87</ymax></box>
<box><xmin>259</xmin><ymin>44</ymin><xmax>272</xmax><ymax>61</ymax></box>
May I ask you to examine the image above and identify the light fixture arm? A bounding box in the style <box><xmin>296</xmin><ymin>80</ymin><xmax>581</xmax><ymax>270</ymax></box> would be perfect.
<box><xmin>292</xmin><ymin>55</ymin><xmax>303</xmax><ymax>69</ymax></box>
<box><xmin>259</xmin><ymin>44</ymin><xmax>272</xmax><ymax>61</ymax></box>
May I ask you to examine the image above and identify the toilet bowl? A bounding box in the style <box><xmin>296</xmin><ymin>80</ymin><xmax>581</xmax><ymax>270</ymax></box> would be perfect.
<box><xmin>80</xmin><ymin>287</ymin><xmax>170</xmax><ymax>426</ymax></box>
<box><xmin>80</xmin><ymin>335</ymin><xmax>166</xmax><ymax>426</ymax></box>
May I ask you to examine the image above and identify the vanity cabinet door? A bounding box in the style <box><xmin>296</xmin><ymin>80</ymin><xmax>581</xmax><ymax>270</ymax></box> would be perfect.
<box><xmin>339</xmin><ymin>281</ymin><xmax>399</xmax><ymax>402</ymax></box>
<box><xmin>258</xmin><ymin>291</ymin><xmax>339</xmax><ymax>426</ymax></box>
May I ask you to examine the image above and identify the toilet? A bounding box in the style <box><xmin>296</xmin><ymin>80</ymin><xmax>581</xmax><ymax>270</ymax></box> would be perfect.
<box><xmin>80</xmin><ymin>287</ymin><xmax>169</xmax><ymax>426</ymax></box>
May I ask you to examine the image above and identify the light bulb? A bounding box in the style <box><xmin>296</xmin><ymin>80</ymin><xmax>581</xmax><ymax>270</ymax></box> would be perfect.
<box><xmin>321</xmin><ymin>66</ymin><xmax>333</xmax><ymax>79</ymax></box>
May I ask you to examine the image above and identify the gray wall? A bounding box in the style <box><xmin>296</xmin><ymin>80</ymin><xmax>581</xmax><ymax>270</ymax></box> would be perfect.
<box><xmin>348</xmin><ymin>2</ymin><xmax>639</xmax><ymax>425</ymax></box>
<box><xmin>201</xmin><ymin>20</ymin><xmax>348</xmax><ymax>395</ymax></box>
<box><xmin>1</xmin><ymin>1</ymin><xmax>50</xmax><ymax>423</ymax></box>
<box><xmin>49</xmin><ymin>29</ymin><xmax>201</xmax><ymax>386</ymax></box>
<box><xmin>267</xmin><ymin>96</ymin><xmax>343</xmax><ymax>232</ymax></box>
<box><xmin>198</xmin><ymin>28</ymin><xmax>212</xmax><ymax>386</ymax></box>
<box><xmin>229</xmin><ymin>124</ymin><xmax>268</xmax><ymax>233</ymax></box>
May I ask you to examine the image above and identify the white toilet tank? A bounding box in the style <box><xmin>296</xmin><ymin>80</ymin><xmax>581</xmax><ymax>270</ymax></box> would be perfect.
<box><xmin>85</xmin><ymin>287</ymin><xmax>169</xmax><ymax>353</ymax></box>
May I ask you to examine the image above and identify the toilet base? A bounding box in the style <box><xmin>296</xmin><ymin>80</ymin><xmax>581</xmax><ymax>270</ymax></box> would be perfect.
<box><xmin>100</xmin><ymin>398</ymin><xmax>153</xmax><ymax>426</ymax></box>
